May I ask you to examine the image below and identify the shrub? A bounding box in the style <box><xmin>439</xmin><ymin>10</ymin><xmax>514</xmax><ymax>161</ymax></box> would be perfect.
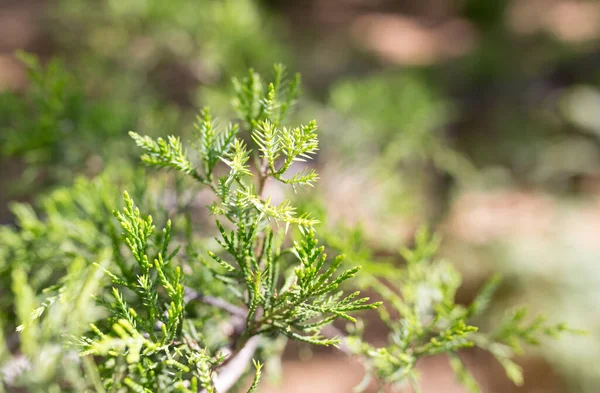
<box><xmin>0</xmin><ymin>66</ymin><xmax>578</xmax><ymax>393</ymax></box>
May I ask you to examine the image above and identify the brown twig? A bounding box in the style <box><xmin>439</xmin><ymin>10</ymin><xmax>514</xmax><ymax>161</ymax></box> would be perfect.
<box><xmin>253</xmin><ymin>157</ymin><xmax>271</xmax><ymax>258</ymax></box>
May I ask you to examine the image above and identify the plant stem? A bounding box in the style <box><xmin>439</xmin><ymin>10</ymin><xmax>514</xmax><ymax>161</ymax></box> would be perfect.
<box><xmin>197</xmin><ymin>337</ymin><xmax>260</xmax><ymax>393</ymax></box>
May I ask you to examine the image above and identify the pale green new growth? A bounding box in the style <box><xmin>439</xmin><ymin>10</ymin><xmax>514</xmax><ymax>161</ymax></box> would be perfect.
<box><xmin>130</xmin><ymin>133</ymin><xmax>196</xmax><ymax>177</ymax></box>
<box><xmin>130</xmin><ymin>65</ymin><xmax>377</xmax><ymax>350</ymax></box>
<box><xmin>1</xmin><ymin>66</ymin><xmax>578</xmax><ymax>393</ymax></box>
<box><xmin>66</xmin><ymin>65</ymin><xmax>377</xmax><ymax>392</ymax></box>
<box><xmin>346</xmin><ymin>227</ymin><xmax>579</xmax><ymax>392</ymax></box>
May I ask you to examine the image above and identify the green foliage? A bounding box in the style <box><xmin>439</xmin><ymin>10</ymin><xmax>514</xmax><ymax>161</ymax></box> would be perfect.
<box><xmin>2</xmin><ymin>259</ymin><xmax>105</xmax><ymax>392</ymax></box>
<box><xmin>131</xmin><ymin>65</ymin><xmax>378</xmax><ymax>349</ymax></box>
<box><xmin>52</xmin><ymin>0</ymin><xmax>287</xmax><ymax>80</ymax></box>
<box><xmin>0</xmin><ymin>52</ymin><xmax>179</xmax><ymax>192</ymax></box>
<box><xmin>326</xmin><ymin>72</ymin><xmax>476</xmax><ymax>225</ymax></box>
<box><xmin>232</xmin><ymin>65</ymin><xmax>300</xmax><ymax>128</ymax></box>
<box><xmin>207</xmin><ymin>226</ymin><xmax>377</xmax><ymax>346</ymax></box>
<box><xmin>1</xmin><ymin>0</ymin><xmax>290</xmax><ymax>195</ymax></box>
<box><xmin>330</xmin><ymin>72</ymin><xmax>446</xmax><ymax>143</ymax></box>
<box><xmin>130</xmin><ymin>134</ymin><xmax>197</xmax><ymax>177</ymax></box>
<box><xmin>1</xmin><ymin>67</ymin><xmax>577</xmax><ymax>393</ymax></box>
<box><xmin>76</xmin><ymin>194</ymin><xmax>216</xmax><ymax>392</ymax></box>
<box><xmin>0</xmin><ymin>52</ymin><xmax>79</xmax><ymax>164</ymax></box>
<box><xmin>346</xmin><ymin>227</ymin><xmax>578</xmax><ymax>392</ymax></box>
<box><xmin>0</xmin><ymin>174</ymin><xmax>140</xmax><ymax>323</ymax></box>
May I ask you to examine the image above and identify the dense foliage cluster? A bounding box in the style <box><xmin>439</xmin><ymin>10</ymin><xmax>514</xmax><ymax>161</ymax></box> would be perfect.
<box><xmin>0</xmin><ymin>65</ymin><xmax>577</xmax><ymax>393</ymax></box>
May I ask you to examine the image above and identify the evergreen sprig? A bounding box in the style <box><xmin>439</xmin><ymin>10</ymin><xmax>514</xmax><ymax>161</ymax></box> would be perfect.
<box><xmin>131</xmin><ymin>65</ymin><xmax>378</xmax><ymax>350</ymax></box>
<box><xmin>130</xmin><ymin>133</ymin><xmax>197</xmax><ymax>178</ymax></box>
<box><xmin>232</xmin><ymin>64</ymin><xmax>300</xmax><ymax>129</ymax></box>
<box><xmin>206</xmin><ymin>226</ymin><xmax>379</xmax><ymax>346</ymax></box>
<box><xmin>1</xmin><ymin>65</ymin><xmax>579</xmax><ymax>393</ymax></box>
<box><xmin>346</xmin><ymin>227</ymin><xmax>578</xmax><ymax>392</ymax></box>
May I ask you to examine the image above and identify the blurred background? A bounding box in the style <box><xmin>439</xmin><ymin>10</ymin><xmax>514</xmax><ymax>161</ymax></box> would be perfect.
<box><xmin>1</xmin><ymin>0</ymin><xmax>599</xmax><ymax>391</ymax></box>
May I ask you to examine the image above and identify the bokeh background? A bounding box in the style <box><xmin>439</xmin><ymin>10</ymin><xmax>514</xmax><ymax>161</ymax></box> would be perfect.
<box><xmin>1</xmin><ymin>0</ymin><xmax>599</xmax><ymax>392</ymax></box>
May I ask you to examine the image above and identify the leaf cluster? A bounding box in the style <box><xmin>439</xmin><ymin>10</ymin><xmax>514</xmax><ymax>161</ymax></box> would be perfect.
<box><xmin>76</xmin><ymin>192</ymin><xmax>263</xmax><ymax>392</ymax></box>
<box><xmin>130</xmin><ymin>65</ymin><xmax>377</xmax><ymax>350</ymax></box>
<box><xmin>346</xmin><ymin>227</ymin><xmax>580</xmax><ymax>392</ymax></box>
<box><xmin>0</xmin><ymin>66</ymin><xmax>579</xmax><ymax>393</ymax></box>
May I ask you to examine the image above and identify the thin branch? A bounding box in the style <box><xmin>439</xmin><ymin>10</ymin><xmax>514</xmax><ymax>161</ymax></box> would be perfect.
<box><xmin>187</xmin><ymin>288</ymin><xmax>261</xmax><ymax>393</ymax></box>
<box><xmin>187</xmin><ymin>288</ymin><xmax>355</xmax><ymax>357</ymax></box>
<box><xmin>188</xmin><ymin>288</ymin><xmax>359</xmax><ymax>390</ymax></box>
<box><xmin>201</xmin><ymin>336</ymin><xmax>260</xmax><ymax>393</ymax></box>
<box><xmin>185</xmin><ymin>287</ymin><xmax>247</xmax><ymax>319</ymax></box>
<box><xmin>254</xmin><ymin>157</ymin><xmax>271</xmax><ymax>259</ymax></box>
<box><xmin>257</xmin><ymin>157</ymin><xmax>270</xmax><ymax>198</ymax></box>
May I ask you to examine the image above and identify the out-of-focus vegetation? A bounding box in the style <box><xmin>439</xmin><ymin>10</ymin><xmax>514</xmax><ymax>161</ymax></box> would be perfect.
<box><xmin>1</xmin><ymin>0</ymin><xmax>599</xmax><ymax>392</ymax></box>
